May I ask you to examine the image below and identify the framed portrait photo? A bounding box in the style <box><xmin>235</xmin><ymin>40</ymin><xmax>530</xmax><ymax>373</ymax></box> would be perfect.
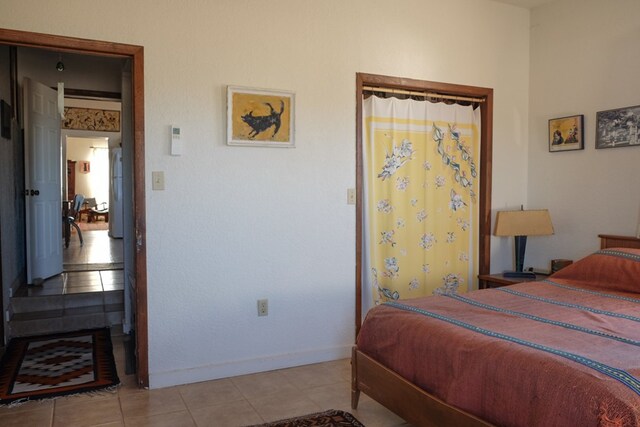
<box><xmin>549</xmin><ymin>114</ymin><xmax>584</xmax><ymax>152</ymax></box>
<box><xmin>80</xmin><ymin>161</ymin><xmax>90</xmax><ymax>174</ymax></box>
<box><xmin>596</xmin><ymin>105</ymin><xmax>640</xmax><ymax>149</ymax></box>
<box><xmin>227</xmin><ymin>86</ymin><xmax>295</xmax><ymax>147</ymax></box>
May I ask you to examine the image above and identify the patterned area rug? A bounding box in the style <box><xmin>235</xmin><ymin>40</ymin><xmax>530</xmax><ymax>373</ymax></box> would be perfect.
<box><xmin>0</xmin><ymin>328</ymin><xmax>119</xmax><ymax>405</ymax></box>
<box><xmin>248</xmin><ymin>409</ymin><xmax>365</xmax><ymax>427</ymax></box>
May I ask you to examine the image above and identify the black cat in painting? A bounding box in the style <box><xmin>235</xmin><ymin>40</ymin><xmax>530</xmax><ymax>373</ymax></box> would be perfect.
<box><xmin>241</xmin><ymin>100</ymin><xmax>284</xmax><ymax>139</ymax></box>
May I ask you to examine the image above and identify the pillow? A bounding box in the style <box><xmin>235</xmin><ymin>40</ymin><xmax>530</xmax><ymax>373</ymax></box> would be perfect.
<box><xmin>549</xmin><ymin>248</ymin><xmax>640</xmax><ymax>293</ymax></box>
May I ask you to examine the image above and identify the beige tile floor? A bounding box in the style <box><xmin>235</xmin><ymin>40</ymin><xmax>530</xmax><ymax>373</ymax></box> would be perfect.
<box><xmin>16</xmin><ymin>270</ymin><xmax>124</xmax><ymax>297</ymax></box>
<box><xmin>64</xmin><ymin>229</ymin><xmax>123</xmax><ymax>267</ymax></box>
<box><xmin>0</xmin><ymin>334</ymin><xmax>410</xmax><ymax>427</ymax></box>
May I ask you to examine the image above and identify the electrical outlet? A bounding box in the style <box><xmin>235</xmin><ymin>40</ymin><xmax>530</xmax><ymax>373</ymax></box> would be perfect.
<box><xmin>257</xmin><ymin>299</ymin><xmax>268</xmax><ymax>316</ymax></box>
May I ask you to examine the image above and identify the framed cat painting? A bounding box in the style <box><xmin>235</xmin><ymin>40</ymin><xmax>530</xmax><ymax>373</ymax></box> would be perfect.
<box><xmin>227</xmin><ymin>86</ymin><xmax>295</xmax><ymax>147</ymax></box>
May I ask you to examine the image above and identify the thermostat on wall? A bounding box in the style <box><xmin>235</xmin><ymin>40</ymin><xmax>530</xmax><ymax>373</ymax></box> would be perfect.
<box><xmin>170</xmin><ymin>125</ymin><xmax>182</xmax><ymax>156</ymax></box>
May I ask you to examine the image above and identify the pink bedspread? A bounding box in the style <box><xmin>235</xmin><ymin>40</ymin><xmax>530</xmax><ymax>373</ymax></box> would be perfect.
<box><xmin>357</xmin><ymin>249</ymin><xmax>640</xmax><ymax>426</ymax></box>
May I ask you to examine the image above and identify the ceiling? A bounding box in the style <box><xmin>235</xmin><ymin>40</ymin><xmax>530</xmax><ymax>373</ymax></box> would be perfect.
<box><xmin>492</xmin><ymin>0</ymin><xmax>556</xmax><ymax>9</ymax></box>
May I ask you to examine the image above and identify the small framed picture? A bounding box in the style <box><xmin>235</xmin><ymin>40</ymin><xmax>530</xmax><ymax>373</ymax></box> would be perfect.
<box><xmin>227</xmin><ymin>86</ymin><xmax>295</xmax><ymax>147</ymax></box>
<box><xmin>549</xmin><ymin>114</ymin><xmax>584</xmax><ymax>152</ymax></box>
<box><xmin>62</xmin><ymin>107</ymin><xmax>120</xmax><ymax>132</ymax></box>
<box><xmin>596</xmin><ymin>105</ymin><xmax>640</xmax><ymax>149</ymax></box>
<box><xmin>80</xmin><ymin>161</ymin><xmax>90</xmax><ymax>173</ymax></box>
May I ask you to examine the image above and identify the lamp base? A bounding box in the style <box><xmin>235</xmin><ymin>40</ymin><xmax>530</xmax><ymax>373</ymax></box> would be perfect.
<box><xmin>503</xmin><ymin>271</ymin><xmax>537</xmax><ymax>279</ymax></box>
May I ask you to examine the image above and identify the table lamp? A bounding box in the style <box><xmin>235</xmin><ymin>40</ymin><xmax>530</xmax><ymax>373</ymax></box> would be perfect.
<box><xmin>494</xmin><ymin>208</ymin><xmax>554</xmax><ymax>278</ymax></box>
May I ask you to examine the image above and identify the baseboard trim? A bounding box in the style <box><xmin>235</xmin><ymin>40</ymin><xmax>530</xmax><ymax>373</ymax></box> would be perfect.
<box><xmin>149</xmin><ymin>344</ymin><xmax>351</xmax><ymax>389</ymax></box>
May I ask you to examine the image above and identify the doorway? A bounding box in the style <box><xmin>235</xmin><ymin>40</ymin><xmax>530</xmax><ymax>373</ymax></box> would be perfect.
<box><xmin>63</xmin><ymin>136</ymin><xmax>123</xmax><ymax>270</ymax></box>
<box><xmin>0</xmin><ymin>28</ymin><xmax>148</xmax><ymax>387</ymax></box>
<box><xmin>354</xmin><ymin>73</ymin><xmax>494</xmax><ymax>335</ymax></box>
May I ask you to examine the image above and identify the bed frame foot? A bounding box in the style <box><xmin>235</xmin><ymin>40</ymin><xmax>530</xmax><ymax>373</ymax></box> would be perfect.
<box><xmin>351</xmin><ymin>346</ymin><xmax>361</xmax><ymax>409</ymax></box>
<box><xmin>351</xmin><ymin>388</ymin><xmax>361</xmax><ymax>409</ymax></box>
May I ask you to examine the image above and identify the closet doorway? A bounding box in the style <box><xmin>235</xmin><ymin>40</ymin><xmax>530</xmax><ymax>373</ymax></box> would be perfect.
<box><xmin>355</xmin><ymin>73</ymin><xmax>494</xmax><ymax>334</ymax></box>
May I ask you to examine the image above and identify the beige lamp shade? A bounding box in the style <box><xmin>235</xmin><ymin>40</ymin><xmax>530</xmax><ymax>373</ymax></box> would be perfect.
<box><xmin>494</xmin><ymin>209</ymin><xmax>554</xmax><ymax>237</ymax></box>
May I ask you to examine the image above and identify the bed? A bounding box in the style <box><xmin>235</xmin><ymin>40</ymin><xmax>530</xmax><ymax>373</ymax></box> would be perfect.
<box><xmin>352</xmin><ymin>234</ymin><xmax>640</xmax><ymax>426</ymax></box>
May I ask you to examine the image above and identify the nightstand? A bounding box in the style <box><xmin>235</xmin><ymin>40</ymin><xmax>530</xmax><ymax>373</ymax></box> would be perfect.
<box><xmin>478</xmin><ymin>273</ymin><xmax>548</xmax><ymax>289</ymax></box>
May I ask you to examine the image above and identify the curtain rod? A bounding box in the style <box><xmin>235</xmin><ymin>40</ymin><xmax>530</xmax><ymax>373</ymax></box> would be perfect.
<box><xmin>362</xmin><ymin>85</ymin><xmax>485</xmax><ymax>103</ymax></box>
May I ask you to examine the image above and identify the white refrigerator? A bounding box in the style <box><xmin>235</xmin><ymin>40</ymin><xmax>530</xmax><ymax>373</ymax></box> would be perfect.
<box><xmin>109</xmin><ymin>147</ymin><xmax>124</xmax><ymax>238</ymax></box>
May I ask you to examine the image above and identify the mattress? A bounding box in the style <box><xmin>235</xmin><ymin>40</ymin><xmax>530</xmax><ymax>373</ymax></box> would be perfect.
<box><xmin>357</xmin><ymin>248</ymin><xmax>640</xmax><ymax>426</ymax></box>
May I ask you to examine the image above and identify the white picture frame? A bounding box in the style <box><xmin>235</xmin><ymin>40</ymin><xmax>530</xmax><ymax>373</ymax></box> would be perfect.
<box><xmin>226</xmin><ymin>86</ymin><xmax>295</xmax><ymax>147</ymax></box>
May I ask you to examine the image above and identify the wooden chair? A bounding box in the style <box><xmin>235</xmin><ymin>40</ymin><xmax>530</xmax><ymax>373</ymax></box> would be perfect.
<box><xmin>89</xmin><ymin>201</ymin><xmax>109</xmax><ymax>223</ymax></box>
<box><xmin>82</xmin><ymin>197</ymin><xmax>109</xmax><ymax>223</ymax></box>
<box><xmin>78</xmin><ymin>197</ymin><xmax>94</xmax><ymax>222</ymax></box>
<box><xmin>64</xmin><ymin>194</ymin><xmax>84</xmax><ymax>248</ymax></box>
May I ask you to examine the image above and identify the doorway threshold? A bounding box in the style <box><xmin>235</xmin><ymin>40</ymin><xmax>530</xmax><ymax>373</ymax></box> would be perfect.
<box><xmin>64</xmin><ymin>262</ymin><xmax>124</xmax><ymax>272</ymax></box>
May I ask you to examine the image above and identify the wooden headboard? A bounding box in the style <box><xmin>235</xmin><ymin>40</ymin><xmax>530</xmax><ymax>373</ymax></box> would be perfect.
<box><xmin>598</xmin><ymin>234</ymin><xmax>640</xmax><ymax>249</ymax></box>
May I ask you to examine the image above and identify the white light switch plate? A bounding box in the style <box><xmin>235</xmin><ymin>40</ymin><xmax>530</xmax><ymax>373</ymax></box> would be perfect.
<box><xmin>152</xmin><ymin>171</ymin><xmax>165</xmax><ymax>190</ymax></box>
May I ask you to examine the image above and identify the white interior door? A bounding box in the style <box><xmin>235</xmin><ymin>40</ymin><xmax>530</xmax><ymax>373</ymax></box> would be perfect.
<box><xmin>24</xmin><ymin>77</ymin><xmax>63</xmax><ymax>284</ymax></box>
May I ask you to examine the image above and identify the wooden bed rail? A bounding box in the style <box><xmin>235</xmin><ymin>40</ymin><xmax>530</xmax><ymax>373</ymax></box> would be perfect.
<box><xmin>352</xmin><ymin>347</ymin><xmax>494</xmax><ymax>427</ymax></box>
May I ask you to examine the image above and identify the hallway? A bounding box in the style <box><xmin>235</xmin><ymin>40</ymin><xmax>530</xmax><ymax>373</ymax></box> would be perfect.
<box><xmin>9</xmin><ymin>230</ymin><xmax>125</xmax><ymax>337</ymax></box>
<box><xmin>64</xmin><ymin>228</ymin><xmax>123</xmax><ymax>271</ymax></box>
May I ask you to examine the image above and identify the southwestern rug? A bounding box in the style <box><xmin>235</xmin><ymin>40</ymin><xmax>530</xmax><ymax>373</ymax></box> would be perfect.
<box><xmin>0</xmin><ymin>328</ymin><xmax>119</xmax><ymax>405</ymax></box>
<box><xmin>247</xmin><ymin>409</ymin><xmax>365</xmax><ymax>427</ymax></box>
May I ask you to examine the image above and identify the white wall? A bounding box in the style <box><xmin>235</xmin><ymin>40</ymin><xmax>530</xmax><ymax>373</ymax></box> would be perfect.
<box><xmin>1</xmin><ymin>0</ymin><xmax>530</xmax><ymax>388</ymax></box>
<box><xmin>526</xmin><ymin>0</ymin><xmax>640</xmax><ymax>270</ymax></box>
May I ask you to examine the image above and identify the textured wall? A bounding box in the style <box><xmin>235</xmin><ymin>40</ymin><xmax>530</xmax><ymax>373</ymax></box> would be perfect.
<box><xmin>526</xmin><ymin>0</ymin><xmax>640</xmax><ymax>270</ymax></box>
<box><xmin>0</xmin><ymin>0</ymin><xmax>530</xmax><ymax>387</ymax></box>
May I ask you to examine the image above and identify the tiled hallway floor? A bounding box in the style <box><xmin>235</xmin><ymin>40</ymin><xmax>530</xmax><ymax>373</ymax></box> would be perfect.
<box><xmin>0</xmin><ymin>336</ymin><xmax>410</xmax><ymax>427</ymax></box>
<box><xmin>16</xmin><ymin>270</ymin><xmax>124</xmax><ymax>297</ymax></box>
<box><xmin>64</xmin><ymin>229</ymin><xmax>123</xmax><ymax>268</ymax></box>
<box><xmin>10</xmin><ymin>228</ymin><xmax>125</xmax><ymax>338</ymax></box>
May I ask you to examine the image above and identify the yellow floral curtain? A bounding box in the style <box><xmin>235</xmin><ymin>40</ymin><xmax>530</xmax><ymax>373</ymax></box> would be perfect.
<box><xmin>362</xmin><ymin>95</ymin><xmax>480</xmax><ymax>309</ymax></box>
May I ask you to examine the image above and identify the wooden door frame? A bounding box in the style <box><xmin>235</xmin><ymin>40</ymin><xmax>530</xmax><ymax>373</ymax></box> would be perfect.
<box><xmin>0</xmin><ymin>28</ymin><xmax>149</xmax><ymax>387</ymax></box>
<box><xmin>355</xmin><ymin>73</ymin><xmax>493</xmax><ymax>335</ymax></box>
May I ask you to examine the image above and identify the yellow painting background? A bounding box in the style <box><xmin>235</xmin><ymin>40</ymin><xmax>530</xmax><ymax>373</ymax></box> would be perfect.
<box><xmin>549</xmin><ymin>116</ymin><xmax>581</xmax><ymax>145</ymax></box>
<box><xmin>232</xmin><ymin>92</ymin><xmax>291</xmax><ymax>142</ymax></box>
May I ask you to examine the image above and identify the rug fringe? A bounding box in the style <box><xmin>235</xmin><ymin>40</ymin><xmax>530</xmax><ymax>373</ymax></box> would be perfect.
<box><xmin>0</xmin><ymin>383</ymin><xmax>121</xmax><ymax>408</ymax></box>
